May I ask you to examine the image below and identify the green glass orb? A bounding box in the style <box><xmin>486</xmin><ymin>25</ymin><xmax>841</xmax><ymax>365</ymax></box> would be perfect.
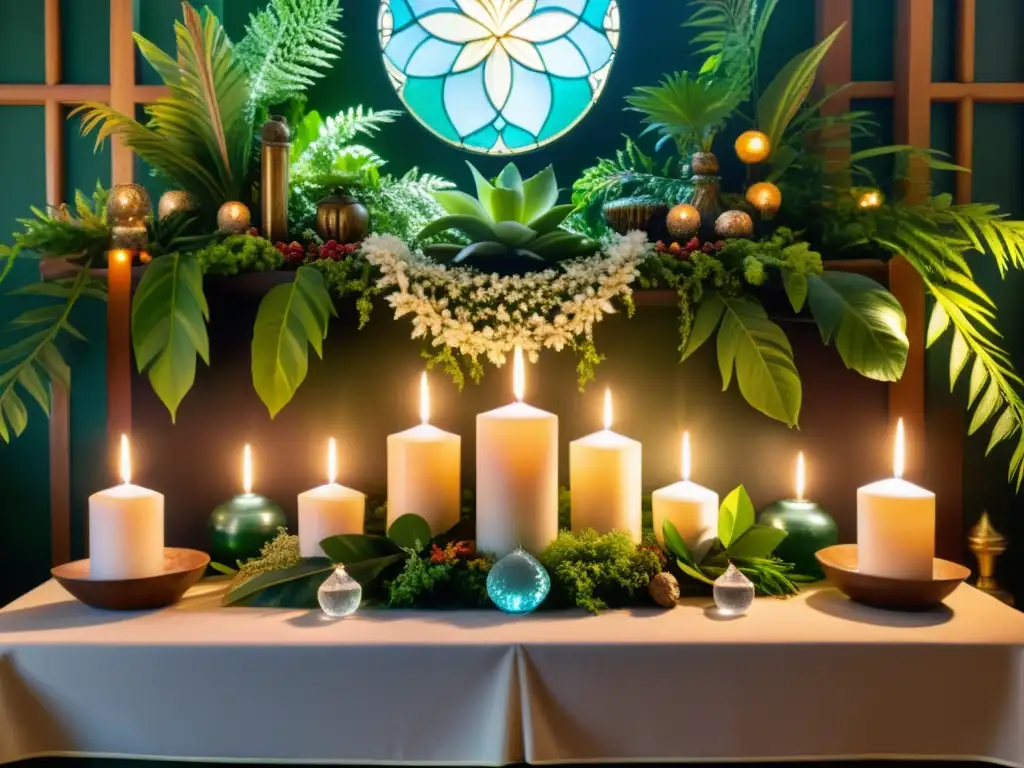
<box><xmin>208</xmin><ymin>493</ymin><xmax>288</xmax><ymax>565</ymax></box>
<box><xmin>758</xmin><ymin>499</ymin><xmax>838</xmax><ymax>580</ymax></box>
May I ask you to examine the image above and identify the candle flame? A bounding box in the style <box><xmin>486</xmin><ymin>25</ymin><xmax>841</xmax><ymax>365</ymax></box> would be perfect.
<box><xmin>420</xmin><ymin>372</ymin><xmax>430</xmax><ymax>425</ymax></box>
<box><xmin>603</xmin><ymin>388</ymin><xmax>613</xmax><ymax>431</ymax></box>
<box><xmin>681</xmin><ymin>432</ymin><xmax>691</xmax><ymax>482</ymax></box>
<box><xmin>119</xmin><ymin>433</ymin><xmax>131</xmax><ymax>484</ymax></box>
<box><xmin>894</xmin><ymin>418</ymin><xmax>905</xmax><ymax>479</ymax></box>
<box><xmin>513</xmin><ymin>346</ymin><xmax>525</xmax><ymax>403</ymax></box>
<box><xmin>110</xmin><ymin>249</ymin><xmax>131</xmax><ymax>265</ymax></box>
<box><xmin>795</xmin><ymin>451</ymin><xmax>805</xmax><ymax>501</ymax></box>
<box><xmin>327</xmin><ymin>437</ymin><xmax>337</xmax><ymax>485</ymax></box>
<box><xmin>243</xmin><ymin>443</ymin><xmax>253</xmax><ymax>494</ymax></box>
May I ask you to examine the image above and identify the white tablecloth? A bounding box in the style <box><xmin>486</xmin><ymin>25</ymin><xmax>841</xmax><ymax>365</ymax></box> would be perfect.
<box><xmin>1</xmin><ymin>579</ymin><xmax>1022</xmax><ymax>765</ymax></box>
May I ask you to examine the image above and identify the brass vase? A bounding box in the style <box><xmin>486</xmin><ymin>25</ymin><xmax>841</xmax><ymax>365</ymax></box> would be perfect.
<box><xmin>688</xmin><ymin>151</ymin><xmax>722</xmax><ymax>238</ymax></box>
<box><xmin>315</xmin><ymin>192</ymin><xmax>370</xmax><ymax>244</ymax></box>
<box><xmin>260</xmin><ymin>116</ymin><xmax>291</xmax><ymax>243</ymax></box>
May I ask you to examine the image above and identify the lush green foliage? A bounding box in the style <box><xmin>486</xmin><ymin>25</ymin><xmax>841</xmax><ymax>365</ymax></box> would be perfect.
<box><xmin>195</xmin><ymin>235</ymin><xmax>284</xmax><ymax>275</ymax></box>
<box><xmin>251</xmin><ymin>265</ymin><xmax>336</xmax><ymax>417</ymax></box>
<box><xmin>419</xmin><ymin>163</ymin><xmax>593</xmax><ymax>265</ymax></box>
<box><xmin>359</xmin><ymin>170</ymin><xmax>455</xmax><ymax>244</ymax></box>
<box><xmin>540</xmin><ymin>530</ymin><xmax>665</xmax><ymax>614</ymax></box>
<box><xmin>73</xmin><ymin>4</ymin><xmax>251</xmax><ymax>210</ymax></box>
<box><xmin>5</xmin><ymin>184</ymin><xmax>110</xmax><ymax>269</ymax></box>
<box><xmin>387</xmin><ymin>544</ymin><xmax>493</xmax><ymax>609</ymax></box>
<box><xmin>236</xmin><ymin>0</ymin><xmax>344</xmax><ymax>119</ymax></box>
<box><xmin>627</xmin><ymin>71</ymin><xmax>740</xmax><ymax>155</ymax></box>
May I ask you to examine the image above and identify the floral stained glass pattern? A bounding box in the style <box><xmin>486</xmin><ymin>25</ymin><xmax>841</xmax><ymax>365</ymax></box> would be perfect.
<box><xmin>379</xmin><ymin>0</ymin><xmax>620</xmax><ymax>155</ymax></box>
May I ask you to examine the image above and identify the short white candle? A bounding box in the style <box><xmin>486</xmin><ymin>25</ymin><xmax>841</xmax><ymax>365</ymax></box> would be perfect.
<box><xmin>570</xmin><ymin>389</ymin><xmax>642</xmax><ymax>541</ymax></box>
<box><xmin>298</xmin><ymin>438</ymin><xmax>366</xmax><ymax>558</ymax></box>
<box><xmin>88</xmin><ymin>434</ymin><xmax>164</xmax><ymax>580</ymax></box>
<box><xmin>652</xmin><ymin>432</ymin><xmax>718</xmax><ymax>557</ymax></box>
<box><xmin>857</xmin><ymin>419</ymin><xmax>935</xmax><ymax>579</ymax></box>
<box><xmin>387</xmin><ymin>373</ymin><xmax>461</xmax><ymax>536</ymax></box>
<box><xmin>476</xmin><ymin>347</ymin><xmax>558</xmax><ymax>557</ymax></box>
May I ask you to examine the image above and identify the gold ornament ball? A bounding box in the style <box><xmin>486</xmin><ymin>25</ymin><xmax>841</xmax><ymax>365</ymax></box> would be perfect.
<box><xmin>217</xmin><ymin>201</ymin><xmax>252</xmax><ymax>233</ymax></box>
<box><xmin>857</xmin><ymin>189</ymin><xmax>884</xmax><ymax>210</ymax></box>
<box><xmin>715</xmin><ymin>210</ymin><xmax>755</xmax><ymax>239</ymax></box>
<box><xmin>666</xmin><ymin>204</ymin><xmax>702</xmax><ymax>239</ymax></box>
<box><xmin>735</xmin><ymin>130</ymin><xmax>771</xmax><ymax>164</ymax></box>
<box><xmin>746</xmin><ymin>182</ymin><xmax>783</xmax><ymax>217</ymax></box>
<box><xmin>107</xmin><ymin>183</ymin><xmax>152</xmax><ymax>225</ymax></box>
<box><xmin>158</xmin><ymin>190</ymin><xmax>195</xmax><ymax>220</ymax></box>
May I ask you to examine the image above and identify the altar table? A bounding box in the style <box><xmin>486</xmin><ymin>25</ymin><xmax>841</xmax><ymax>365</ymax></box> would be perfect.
<box><xmin>1</xmin><ymin>579</ymin><xmax>1023</xmax><ymax>767</ymax></box>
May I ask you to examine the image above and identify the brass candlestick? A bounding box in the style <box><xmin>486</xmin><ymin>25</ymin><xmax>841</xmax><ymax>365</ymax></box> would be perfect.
<box><xmin>260</xmin><ymin>116</ymin><xmax>291</xmax><ymax>242</ymax></box>
<box><xmin>968</xmin><ymin>511</ymin><xmax>1013</xmax><ymax>606</ymax></box>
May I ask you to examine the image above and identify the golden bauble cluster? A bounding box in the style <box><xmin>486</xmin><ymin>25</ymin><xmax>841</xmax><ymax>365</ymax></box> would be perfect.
<box><xmin>107</xmin><ymin>183</ymin><xmax>152</xmax><ymax>251</ymax></box>
<box><xmin>746</xmin><ymin>181</ymin><xmax>782</xmax><ymax>217</ymax></box>
<box><xmin>157</xmin><ymin>190</ymin><xmax>196</xmax><ymax>221</ymax></box>
<box><xmin>666</xmin><ymin>203</ymin><xmax>701</xmax><ymax>239</ymax></box>
<box><xmin>715</xmin><ymin>210</ymin><xmax>754</xmax><ymax>239</ymax></box>
<box><xmin>217</xmin><ymin>201</ymin><xmax>252</xmax><ymax>233</ymax></box>
<box><xmin>735</xmin><ymin>130</ymin><xmax>771</xmax><ymax>164</ymax></box>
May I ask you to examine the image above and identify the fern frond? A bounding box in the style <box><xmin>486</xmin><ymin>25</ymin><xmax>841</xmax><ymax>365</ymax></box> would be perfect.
<box><xmin>291</xmin><ymin>106</ymin><xmax>402</xmax><ymax>180</ymax></box>
<box><xmin>72</xmin><ymin>3</ymin><xmax>251</xmax><ymax>208</ymax></box>
<box><xmin>237</xmin><ymin>0</ymin><xmax>344</xmax><ymax>117</ymax></box>
<box><xmin>685</xmin><ymin>0</ymin><xmax>777</xmax><ymax>101</ymax></box>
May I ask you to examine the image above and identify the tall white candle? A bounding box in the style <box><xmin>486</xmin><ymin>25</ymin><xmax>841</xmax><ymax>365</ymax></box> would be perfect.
<box><xmin>652</xmin><ymin>432</ymin><xmax>718</xmax><ymax>557</ymax></box>
<box><xmin>857</xmin><ymin>419</ymin><xmax>935</xmax><ymax>579</ymax></box>
<box><xmin>88</xmin><ymin>435</ymin><xmax>164</xmax><ymax>580</ymax></box>
<box><xmin>298</xmin><ymin>439</ymin><xmax>366</xmax><ymax>558</ymax></box>
<box><xmin>387</xmin><ymin>373</ymin><xmax>461</xmax><ymax>536</ymax></box>
<box><xmin>570</xmin><ymin>389</ymin><xmax>642</xmax><ymax>541</ymax></box>
<box><xmin>476</xmin><ymin>347</ymin><xmax>558</xmax><ymax>557</ymax></box>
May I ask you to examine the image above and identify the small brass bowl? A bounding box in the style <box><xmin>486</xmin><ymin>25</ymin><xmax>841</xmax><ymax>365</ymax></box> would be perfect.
<box><xmin>816</xmin><ymin>544</ymin><xmax>969</xmax><ymax>611</ymax></box>
<box><xmin>52</xmin><ymin>548</ymin><xmax>209</xmax><ymax>611</ymax></box>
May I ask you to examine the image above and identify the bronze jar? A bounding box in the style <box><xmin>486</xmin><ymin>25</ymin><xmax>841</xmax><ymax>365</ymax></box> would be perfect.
<box><xmin>315</xmin><ymin>192</ymin><xmax>369</xmax><ymax>244</ymax></box>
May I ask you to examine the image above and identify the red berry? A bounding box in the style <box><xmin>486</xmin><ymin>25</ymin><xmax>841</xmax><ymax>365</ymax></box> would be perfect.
<box><xmin>703</xmin><ymin>242</ymin><xmax>715</xmax><ymax>254</ymax></box>
<box><xmin>686</xmin><ymin>237</ymin><xmax>700</xmax><ymax>250</ymax></box>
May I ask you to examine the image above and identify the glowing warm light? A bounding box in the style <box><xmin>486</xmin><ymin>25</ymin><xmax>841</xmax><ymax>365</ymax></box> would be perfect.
<box><xmin>243</xmin><ymin>443</ymin><xmax>254</xmax><ymax>494</ymax></box>
<box><xmin>420</xmin><ymin>372</ymin><xmax>430</xmax><ymax>425</ymax></box>
<box><xmin>894</xmin><ymin>418</ymin><xmax>905</xmax><ymax>479</ymax></box>
<box><xmin>513</xmin><ymin>346</ymin><xmax>525</xmax><ymax>403</ymax></box>
<box><xmin>746</xmin><ymin>182</ymin><xmax>782</xmax><ymax>215</ymax></box>
<box><xmin>119</xmin><ymin>433</ymin><xmax>131</xmax><ymax>485</ymax></box>
<box><xmin>858</xmin><ymin>190</ymin><xmax>883</xmax><ymax>209</ymax></box>
<box><xmin>110</xmin><ymin>249</ymin><xmax>131</xmax><ymax>265</ymax></box>
<box><xmin>681</xmin><ymin>432</ymin><xmax>692</xmax><ymax>482</ymax></box>
<box><xmin>603</xmin><ymin>388</ymin><xmax>613</xmax><ymax>431</ymax></box>
<box><xmin>735</xmin><ymin>130</ymin><xmax>771</xmax><ymax>164</ymax></box>
<box><xmin>795</xmin><ymin>451</ymin><xmax>805</xmax><ymax>501</ymax></box>
<box><xmin>327</xmin><ymin>437</ymin><xmax>338</xmax><ymax>485</ymax></box>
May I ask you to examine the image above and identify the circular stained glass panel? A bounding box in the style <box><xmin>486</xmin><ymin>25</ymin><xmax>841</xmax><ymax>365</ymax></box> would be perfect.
<box><xmin>379</xmin><ymin>0</ymin><xmax>620</xmax><ymax>155</ymax></box>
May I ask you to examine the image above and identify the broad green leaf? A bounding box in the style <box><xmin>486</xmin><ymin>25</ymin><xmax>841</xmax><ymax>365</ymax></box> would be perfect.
<box><xmin>968</xmin><ymin>380</ymin><xmax>1001</xmax><ymax>435</ymax></box>
<box><xmin>433</xmin><ymin>190</ymin><xmax>491</xmax><ymax>221</ymax></box>
<box><xmin>968</xmin><ymin>357</ymin><xmax>989</xmax><ymax>409</ymax></box>
<box><xmin>0</xmin><ymin>390</ymin><xmax>27</xmax><ymax>437</ymax></box>
<box><xmin>319</xmin><ymin>533</ymin><xmax>404</xmax><ymax>565</ymax></box>
<box><xmin>209</xmin><ymin>561</ymin><xmax>237</xmax><ymax>576</ymax></box>
<box><xmin>677</xmin><ymin>560</ymin><xmax>715</xmax><ymax>586</ymax></box>
<box><xmin>251</xmin><ymin>266</ymin><xmax>335</xmax><ymax>418</ymax></box>
<box><xmin>131</xmin><ymin>253</ymin><xmax>209</xmax><ymax>421</ymax></box>
<box><xmin>949</xmin><ymin>329</ymin><xmax>969</xmax><ymax>390</ymax></box>
<box><xmin>16</xmin><ymin>364</ymin><xmax>49</xmax><ymax>416</ymax></box>
<box><xmin>662</xmin><ymin>520</ymin><xmax>694</xmax><ymax>566</ymax></box>
<box><xmin>222</xmin><ymin>558</ymin><xmax>335</xmax><ymax>607</ymax></box>
<box><xmin>496</xmin><ymin>163</ymin><xmax>524</xmax><ymax>194</ymax></box>
<box><xmin>717</xmin><ymin>296</ymin><xmax>802</xmax><ymax>427</ymax></box>
<box><xmin>757</xmin><ymin>26</ymin><xmax>844</xmax><ymax>152</ymax></box>
<box><xmin>987</xmin><ymin>408</ymin><xmax>1018</xmax><ymax>455</ymax></box>
<box><xmin>452</xmin><ymin>242</ymin><xmax>510</xmax><ymax>264</ymax></box>
<box><xmin>521</xmin><ymin>165</ymin><xmax>559</xmax><ymax>223</ymax></box>
<box><xmin>681</xmin><ymin>292</ymin><xmax>725</xmax><ymax>362</ymax></box>
<box><xmin>529</xmin><ymin>231</ymin><xmax>591</xmax><ymax>259</ymax></box>
<box><xmin>727</xmin><ymin>525</ymin><xmax>788</xmax><ymax>559</ymax></box>
<box><xmin>494</xmin><ymin>221</ymin><xmax>537</xmax><ymax>246</ymax></box>
<box><xmin>926</xmin><ymin>303</ymin><xmax>950</xmax><ymax>347</ymax></box>
<box><xmin>782</xmin><ymin>269</ymin><xmax>808</xmax><ymax>313</ymax></box>
<box><xmin>469</xmin><ymin>162</ymin><xmax>524</xmax><ymax>222</ymax></box>
<box><xmin>718</xmin><ymin>486</ymin><xmax>755</xmax><ymax>549</ymax></box>
<box><xmin>418</xmin><ymin>214</ymin><xmax>498</xmax><ymax>243</ymax></box>
<box><xmin>387</xmin><ymin>514</ymin><xmax>433</xmax><ymax>552</ymax></box>
<box><xmin>807</xmin><ymin>272</ymin><xmax>909</xmax><ymax>382</ymax></box>
<box><xmin>527</xmin><ymin>204</ymin><xmax>576</xmax><ymax>235</ymax></box>
<box><xmin>345</xmin><ymin>554</ymin><xmax>407</xmax><ymax>591</ymax></box>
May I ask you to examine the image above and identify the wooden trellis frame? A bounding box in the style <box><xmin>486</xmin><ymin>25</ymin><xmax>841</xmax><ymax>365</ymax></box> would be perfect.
<box><xmin>0</xmin><ymin>0</ymin><xmax>1007</xmax><ymax>564</ymax></box>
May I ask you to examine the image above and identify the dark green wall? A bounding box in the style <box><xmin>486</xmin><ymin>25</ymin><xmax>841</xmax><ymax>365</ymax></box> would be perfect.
<box><xmin>2</xmin><ymin>0</ymin><xmax>1023</xmax><ymax>605</ymax></box>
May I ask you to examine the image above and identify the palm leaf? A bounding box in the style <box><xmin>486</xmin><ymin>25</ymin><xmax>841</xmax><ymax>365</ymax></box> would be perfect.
<box><xmin>627</xmin><ymin>71</ymin><xmax>742</xmax><ymax>153</ymax></box>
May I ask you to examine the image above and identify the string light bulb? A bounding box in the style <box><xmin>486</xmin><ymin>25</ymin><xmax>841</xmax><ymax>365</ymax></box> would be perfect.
<box><xmin>746</xmin><ymin>181</ymin><xmax>782</xmax><ymax>217</ymax></box>
<box><xmin>735</xmin><ymin>130</ymin><xmax>771</xmax><ymax>164</ymax></box>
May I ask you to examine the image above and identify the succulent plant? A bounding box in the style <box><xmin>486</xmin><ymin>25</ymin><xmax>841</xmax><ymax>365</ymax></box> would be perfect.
<box><xmin>419</xmin><ymin>162</ymin><xmax>596</xmax><ymax>265</ymax></box>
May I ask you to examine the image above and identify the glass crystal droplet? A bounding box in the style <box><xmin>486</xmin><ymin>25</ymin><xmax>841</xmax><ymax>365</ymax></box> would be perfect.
<box><xmin>318</xmin><ymin>565</ymin><xmax>362</xmax><ymax>618</ymax></box>
<box><xmin>487</xmin><ymin>548</ymin><xmax>550</xmax><ymax>614</ymax></box>
<box><xmin>713</xmin><ymin>562</ymin><xmax>755</xmax><ymax>616</ymax></box>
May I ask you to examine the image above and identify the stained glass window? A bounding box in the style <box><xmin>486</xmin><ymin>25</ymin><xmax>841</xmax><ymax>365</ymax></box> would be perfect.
<box><xmin>379</xmin><ymin>0</ymin><xmax>620</xmax><ymax>155</ymax></box>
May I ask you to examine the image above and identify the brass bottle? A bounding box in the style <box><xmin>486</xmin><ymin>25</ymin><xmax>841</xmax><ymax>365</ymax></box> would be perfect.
<box><xmin>260</xmin><ymin>116</ymin><xmax>291</xmax><ymax>243</ymax></box>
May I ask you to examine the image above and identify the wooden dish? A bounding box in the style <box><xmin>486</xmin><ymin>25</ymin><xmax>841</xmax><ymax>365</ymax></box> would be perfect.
<box><xmin>816</xmin><ymin>544</ymin><xmax>970</xmax><ymax>611</ymax></box>
<box><xmin>52</xmin><ymin>548</ymin><xmax>210</xmax><ymax>611</ymax></box>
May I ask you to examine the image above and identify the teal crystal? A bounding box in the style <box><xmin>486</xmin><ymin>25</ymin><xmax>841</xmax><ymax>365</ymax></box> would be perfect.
<box><xmin>487</xmin><ymin>548</ymin><xmax>550</xmax><ymax>614</ymax></box>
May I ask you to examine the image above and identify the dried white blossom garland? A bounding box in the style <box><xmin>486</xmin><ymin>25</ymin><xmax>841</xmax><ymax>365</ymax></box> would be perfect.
<box><xmin>361</xmin><ymin>231</ymin><xmax>652</xmax><ymax>368</ymax></box>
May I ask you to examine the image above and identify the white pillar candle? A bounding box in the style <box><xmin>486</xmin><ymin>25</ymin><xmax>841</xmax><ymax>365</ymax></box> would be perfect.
<box><xmin>88</xmin><ymin>435</ymin><xmax>164</xmax><ymax>580</ymax></box>
<box><xmin>298</xmin><ymin>438</ymin><xmax>366</xmax><ymax>558</ymax></box>
<box><xmin>652</xmin><ymin>432</ymin><xmax>718</xmax><ymax>557</ymax></box>
<box><xmin>570</xmin><ymin>389</ymin><xmax>642</xmax><ymax>541</ymax></box>
<box><xmin>387</xmin><ymin>373</ymin><xmax>461</xmax><ymax>536</ymax></box>
<box><xmin>476</xmin><ymin>347</ymin><xmax>558</xmax><ymax>557</ymax></box>
<box><xmin>857</xmin><ymin>419</ymin><xmax>935</xmax><ymax>579</ymax></box>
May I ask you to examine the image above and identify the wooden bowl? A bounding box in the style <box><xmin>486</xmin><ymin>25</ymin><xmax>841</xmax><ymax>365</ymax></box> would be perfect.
<box><xmin>816</xmin><ymin>544</ymin><xmax>970</xmax><ymax>611</ymax></box>
<box><xmin>52</xmin><ymin>548</ymin><xmax>210</xmax><ymax>611</ymax></box>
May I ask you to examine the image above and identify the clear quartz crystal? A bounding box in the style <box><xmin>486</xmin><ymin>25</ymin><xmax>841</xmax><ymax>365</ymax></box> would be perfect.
<box><xmin>318</xmin><ymin>565</ymin><xmax>362</xmax><ymax>618</ymax></box>
<box><xmin>713</xmin><ymin>562</ymin><xmax>755</xmax><ymax>616</ymax></box>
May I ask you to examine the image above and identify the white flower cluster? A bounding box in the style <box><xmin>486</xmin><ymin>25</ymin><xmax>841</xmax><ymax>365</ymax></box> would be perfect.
<box><xmin>362</xmin><ymin>231</ymin><xmax>652</xmax><ymax>367</ymax></box>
